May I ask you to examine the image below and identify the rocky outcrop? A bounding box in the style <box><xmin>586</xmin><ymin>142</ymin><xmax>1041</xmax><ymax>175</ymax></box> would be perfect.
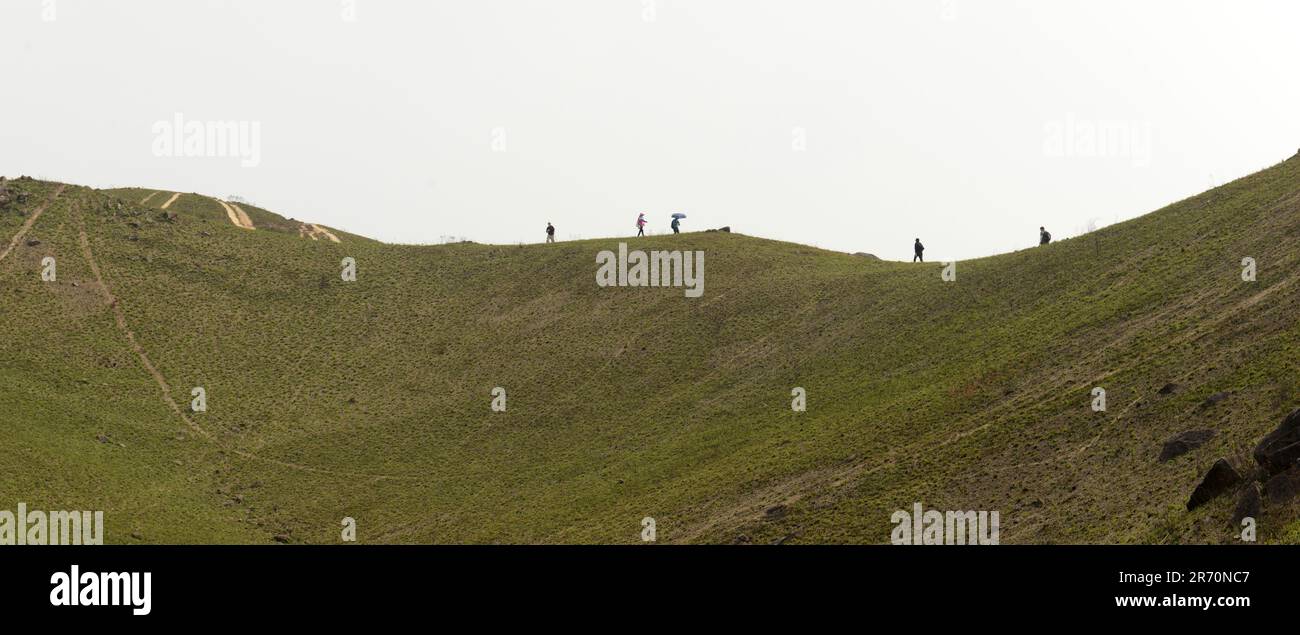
<box><xmin>1233</xmin><ymin>484</ymin><xmax>1261</xmax><ymax>523</ymax></box>
<box><xmin>1186</xmin><ymin>458</ymin><xmax>1241</xmax><ymax>510</ymax></box>
<box><xmin>1253</xmin><ymin>408</ymin><xmax>1300</xmax><ymax>476</ymax></box>
<box><xmin>1263</xmin><ymin>466</ymin><xmax>1300</xmax><ymax>505</ymax></box>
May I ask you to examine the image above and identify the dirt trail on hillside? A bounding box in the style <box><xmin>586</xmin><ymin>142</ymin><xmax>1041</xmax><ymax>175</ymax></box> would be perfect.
<box><xmin>159</xmin><ymin>192</ymin><xmax>181</xmax><ymax>209</ymax></box>
<box><xmin>71</xmin><ymin>203</ymin><xmax>409</xmax><ymax>481</ymax></box>
<box><xmin>77</xmin><ymin>222</ymin><xmax>213</xmax><ymax>442</ymax></box>
<box><xmin>228</xmin><ymin>203</ymin><xmax>255</xmax><ymax>229</ymax></box>
<box><xmin>139</xmin><ymin>191</ymin><xmax>158</xmax><ymax>205</ymax></box>
<box><xmin>300</xmin><ymin>223</ymin><xmax>341</xmax><ymax>243</ymax></box>
<box><xmin>216</xmin><ymin>200</ymin><xmax>255</xmax><ymax>230</ymax></box>
<box><xmin>0</xmin><ymin>184</ymin><xmax>66</xmax><ymax>264</ymax></box>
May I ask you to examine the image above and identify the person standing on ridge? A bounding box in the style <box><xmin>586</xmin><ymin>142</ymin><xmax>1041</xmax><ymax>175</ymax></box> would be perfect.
<box><xmin>636</xmin><ymin>213</ymin><xmax>647</xmax><ymax>237</ymax></box>
<box><xmin>913</xmin><ymin>238</ymin><xmax>925</xmax><ymax>262</ymax></box>
<box><xmin>1039</xmin><ymin>226</ymin><xmax>1052</xmax><ymax>245</ymax></box>
<box><xmin>671</xmin><ymin>216</ymin><xmax>681</xmax><ymax>234</ymax></box>
<box><xmin>546</xmin><ymin>222</ymin><xmax>556</xmax><ymax>243</ymax></box>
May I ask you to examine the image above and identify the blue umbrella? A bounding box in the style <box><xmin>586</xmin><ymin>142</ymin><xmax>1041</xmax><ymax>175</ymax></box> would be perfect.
<box><xmin>671</xmin><ymin>213</ymin><xmax>687</xmax><ymax>219</ymax></box>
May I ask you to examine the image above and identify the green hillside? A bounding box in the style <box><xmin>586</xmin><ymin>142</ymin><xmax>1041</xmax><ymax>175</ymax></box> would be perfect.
<box><xmin>2</xmin><ymin>153</ymin><xmax>1299</xmax><ymax>544</ymax></box>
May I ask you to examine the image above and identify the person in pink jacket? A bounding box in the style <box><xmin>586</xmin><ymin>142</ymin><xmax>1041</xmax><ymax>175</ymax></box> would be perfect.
<box><xmin>636</xmin><ymin>212</ymin><xmax>647</xmax><ymax>237</ymax></box>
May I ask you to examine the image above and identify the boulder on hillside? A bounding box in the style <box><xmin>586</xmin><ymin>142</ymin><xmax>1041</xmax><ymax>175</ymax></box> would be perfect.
<box><xmin>1252</xmin><ymin>408</ymin><xmax>1300</xmax><ymax>475</ymax></box>
<box><xmin>1159</xmin><ymin>429</ymin><xmax>1215</xmax><ymax>462</ymax></box>
<box><xmin>1233</xmin><ymin>483</ymin><xmax>1261</xmax><ymax>524</ymax></box>
<box><xmin>1263</xmin><ymin>465</ymin><xmax>1300</xmax><ymax>504</ymax></box>
<box><xmin>852</xmin><ymin>252</ymin><xmax>881</xmax><ymax>260</ymax></box>
<box><xmin>1186</xmin><ymin>458</ymin><xmax>1242</xmax><ymax>510</ymax></box>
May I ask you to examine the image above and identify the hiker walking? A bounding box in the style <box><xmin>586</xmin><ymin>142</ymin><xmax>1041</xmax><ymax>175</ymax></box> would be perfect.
<box><xmin>546</xmin><ymin>222</ymin><xmax>556</xmax><ymax>243</ymax></box>
<box><xmin>913</xmin><ymin>238</ymin><xmax>925</xmax><ymax>262</ymax></box>
<box><xmin>671</xmin><ymin>217</ymin><xmax>681</xmax><ymax>234</ymax></box>
<box><xmin>636</xmin><ymin>213</ymin><xmax>647</xmax><ymax>237</ymax></box>
<box><xmin>1039</xmin><ymin>226</ymin><xmax>1052</xmax><ymax>245</ymax></box>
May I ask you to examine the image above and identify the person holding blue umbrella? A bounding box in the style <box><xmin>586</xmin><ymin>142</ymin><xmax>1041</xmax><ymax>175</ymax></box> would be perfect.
<box><xmin>671</xmin><ymin>212</ymin><xmax>686</xmax><ymax>234</ymax></box>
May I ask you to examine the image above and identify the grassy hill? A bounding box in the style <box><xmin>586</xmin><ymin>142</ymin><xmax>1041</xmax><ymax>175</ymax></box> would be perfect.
<box><xmin>2</xmin><ymin>153</ymin><xmax>1299</xmax><ymax>544</ymax></box>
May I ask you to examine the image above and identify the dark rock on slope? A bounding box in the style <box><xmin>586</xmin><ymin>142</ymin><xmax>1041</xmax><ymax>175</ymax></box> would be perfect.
<box><xmin>1159</xmin><ymin>429</ymin><xmax>1215</xmax><ymax>462</ymax></box>
<box><xmin>1233</xmin><ymin>484</ymin><xmax>1261</xmax><ymax>523</ymax></box>
<box><xmin>1263</xmin><ymin>466</ymin><xmax>1300</xmax><ymax>504</ymax></box>
<box><xmin>1186</xmin><ymin>458</ymin><xmax>1241</xmax><ymax>510</ymax></box>
<box><xmin>1254</xmin><ymin>409</ymin><xmax>1300</xmax><ymax>476</ymax></box>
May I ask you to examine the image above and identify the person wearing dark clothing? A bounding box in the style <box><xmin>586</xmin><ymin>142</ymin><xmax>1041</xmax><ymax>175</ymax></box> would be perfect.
<box><xmin>913</xmin><ymin>238</ymin><xmax>924</xmax><ymax>262</ymax></box>
<box><xmin>546</xmin><ymin>222</ymin><xmax>556</xmax><ymax>243</ymax></box>
<box><xmin>671</xmin><ymin>217</ymin><xmax>681</xmax><ymax>234</ymax></box>
<box><xmin>1039</xmin><ymin>226</ymin><xmax>1051</xmax><ymax>245</ymax></box>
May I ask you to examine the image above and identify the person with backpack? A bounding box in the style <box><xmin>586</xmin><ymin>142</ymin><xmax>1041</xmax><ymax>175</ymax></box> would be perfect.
<box><xmin>546</xmin><ymin>222</ymin><xmax>556</xmax><ymax>243</ymax></box>
<box><xmin>913</xmin><ymin>238</ymin><xmax>925</xmax><ymax>262</ymax></box>
<box><xmin>671</xmin><ymin>216</ymin><xmax>681</xmax><ymax>234</ymax></box>
<box><xmin>636</xmin><ymin>213</ymin><xmax>647</xmax><ymax>237</ymax></box>
<box><xmin>1039</xmin><ymin>226</ymin><xmax>1051</xmax><ymax>245</ymax></box>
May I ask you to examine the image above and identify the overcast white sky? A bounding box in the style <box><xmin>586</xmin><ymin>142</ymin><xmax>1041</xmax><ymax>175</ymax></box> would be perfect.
<box><xmin>2</xmin><ymin>0</ymin><xmax>1298</xmax><ymax>260</ymax></box>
